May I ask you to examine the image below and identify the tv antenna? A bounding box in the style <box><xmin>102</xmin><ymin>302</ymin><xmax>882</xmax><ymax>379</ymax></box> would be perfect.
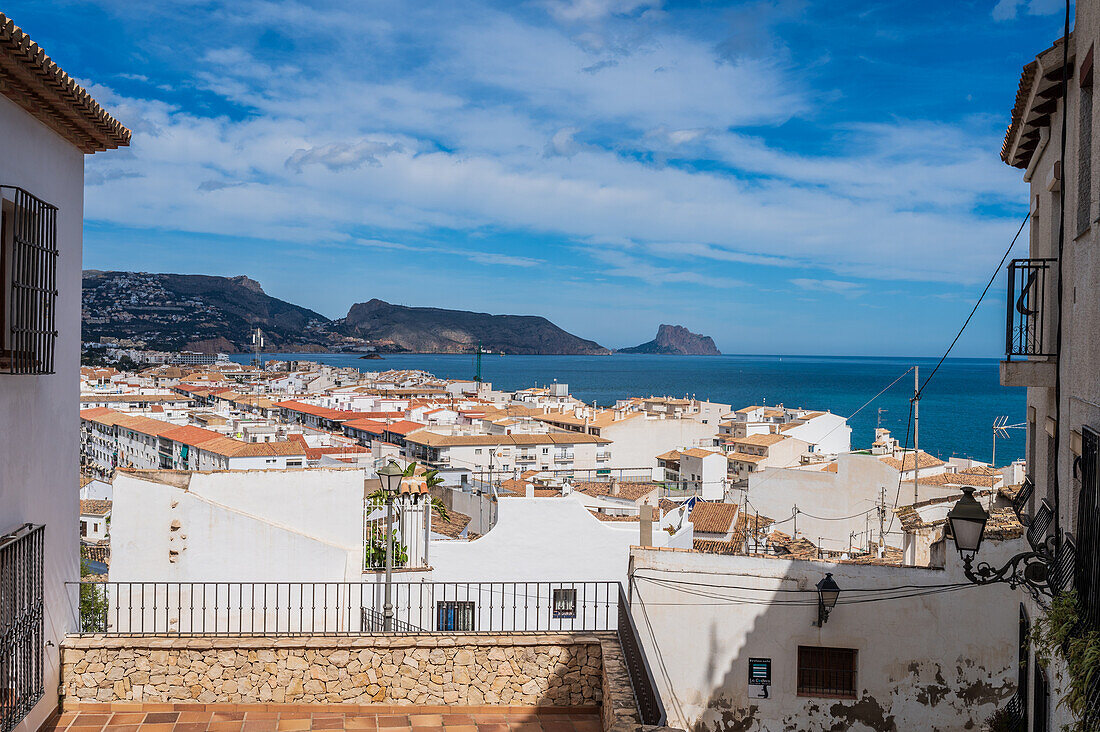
<box><xmin>991</xmin><ymin>416</ymin><xmax>1026</xmax><ymax>468</ymax></box>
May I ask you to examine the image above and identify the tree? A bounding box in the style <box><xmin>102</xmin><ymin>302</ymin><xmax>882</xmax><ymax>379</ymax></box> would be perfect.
<box><xmin>78</xmin><ymin>557</ymin><xmax>108</xmax><ymax>632</ymax></box>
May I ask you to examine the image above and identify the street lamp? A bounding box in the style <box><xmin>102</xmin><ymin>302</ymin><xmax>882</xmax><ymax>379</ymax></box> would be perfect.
<box><xmin>946</xmin><ymin>486</ymin><xmax>1057</xmax><ymax>599</ymax></box>
<box><xmin>376</xmin><ymin>461</ymin><xmax>404</xmax><ymax>632</ymax></box>
<box><xmin>946</xmin><ymin>486</ymin><xmax>989</xmax><ymax>556</ymax></box>
<box><xmin>816</xmin><ymin>572</ymin><xmax>840</xmax><ymax>626</ymax></box>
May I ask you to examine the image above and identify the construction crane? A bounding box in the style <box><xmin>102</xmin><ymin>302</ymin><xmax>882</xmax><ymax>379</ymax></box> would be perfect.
<box><xmin>251</xmin><ymin>328</ymin><xmax>264</xmax><ymax>369</ymax></box>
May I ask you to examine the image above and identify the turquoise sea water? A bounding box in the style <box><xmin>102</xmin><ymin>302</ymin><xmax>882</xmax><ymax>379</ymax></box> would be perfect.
<box><xmin>230</xmin><ymin>353</ymin><xmax>1026</xmax><ymax>464</ymax></box>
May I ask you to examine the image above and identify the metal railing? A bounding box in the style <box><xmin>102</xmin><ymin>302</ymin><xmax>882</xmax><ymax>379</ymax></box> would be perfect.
<box><xmin>616</xmin><ymin>584</ymin><xmax>666</xmax><ymax>726</ymax></box>
<box><xmin>66</xmin><ymin>579</ymin><xmax>666</xmax><ymax>725</ymax></box>
<box><xmin>1026</xmin><ymin>499</ymin><xmax>1053</xmax><ymax>551</ymax></box>
<box><xmin>1</xmin><ymin>523</ymin><xmax>44</xmax><ymax>732</ymax></box>
<box><xmin>1005</xmin><ymin>258</ymin><xmax>1056</xmax><ymax>359</ymax></box>
<box><xmin>0</xmin><ymin>186</ymin><xmax>58</xmax><ymax>375</ymax></box>
<box><xmin>363</xmin><ymin>499</ymin><xmax>429</xmax><ymax>571</ymax></box>
<box><xmin>1012</xmin><ymin>476</ymin><xmax>1034</xmax><ymax>521</ymax></box>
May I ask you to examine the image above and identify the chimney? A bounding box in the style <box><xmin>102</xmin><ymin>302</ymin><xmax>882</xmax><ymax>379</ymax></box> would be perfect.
<box><xmin>525</xmin><ymin>482</ymin><xmax>534</xmax><ymax>498</ymax></box>
<box><xmin>639</xmin><ymin>504</ymin><xmax>654</xmax><ymax>547</ymax></box>
<box><xmin>610</xmin><ymin>477</ymin><xmax>620</xmax><ymax>497</ymax></box>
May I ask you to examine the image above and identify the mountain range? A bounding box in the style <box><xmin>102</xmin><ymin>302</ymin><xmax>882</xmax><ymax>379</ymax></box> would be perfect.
<box><xmin>81</xmin><ymin>271</ymin><xmax>611</xmax><ymax>355</ymax></box>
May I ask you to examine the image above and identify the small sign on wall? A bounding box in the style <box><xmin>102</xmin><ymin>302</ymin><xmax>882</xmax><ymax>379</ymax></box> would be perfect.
<box><xmin>748</xmin><ymin>657</ymin><xmax>771</xmax><ymax>699</ymax></box>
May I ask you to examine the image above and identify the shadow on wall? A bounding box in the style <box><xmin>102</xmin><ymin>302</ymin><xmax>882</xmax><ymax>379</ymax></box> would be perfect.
<box><xmin>630</xmin><ymin>569</ymin><xmax>1017</xmax><ymax>732</ymax></box>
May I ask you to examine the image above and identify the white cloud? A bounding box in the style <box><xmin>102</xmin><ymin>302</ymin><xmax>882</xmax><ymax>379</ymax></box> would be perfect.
<box><xmin>285</xmin><ymin>140</ymin><xmax>403</xmax><ymax>172</ymax></box>
<box><xmin>790</xmin><ymin>278</ymin><xmax>864</xmax><ymax>296</ymax></box>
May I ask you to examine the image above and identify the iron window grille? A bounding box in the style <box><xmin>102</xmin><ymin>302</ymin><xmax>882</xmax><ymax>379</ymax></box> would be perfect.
<box><xmin>436</xmin><ymin>600</ymin><xmax>476</xmax><ymax>632</ymax></box>
<box><xmin>552</xmin><ymin>588</ymin><xmax>577</xmax><ymax>618</ymax></box>
<box><xmin>1078</xmin><ymin>427</ymin><xmax>1100</xmax><ymax>633</ymax></box>
<box><xmin>0</xmin><ymin>523</ymin><xmax>45</xmax><ymax>732</ymax></box>
<box><xmin>1005</xmin><ymin>258</ymin><xmax>1056</xmax><ymax>360</ymax></box>
<box><xmin>0</xmin><ymin>187</ymin><xmax>58</xmax><ymax>375</ymax></box>
<box><xmin>797</xmin><ymin>646</ymin><xmax>857</xmax><ymax>699</ymax></box>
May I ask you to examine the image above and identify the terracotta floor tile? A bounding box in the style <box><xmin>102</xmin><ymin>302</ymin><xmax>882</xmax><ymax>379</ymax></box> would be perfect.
<box><xmin>212</xmin><ymin>714</ymin><xmax>247</xmax><ymax>723</ymax></box>
<box><xmin>569</xmin><ymin>722</ymin><xmax>599</xmax><ymax>732</ymax></box>
<box><xmin>341</xmin><ymin>717</ymin><xmax>377</xmax><ymax>730</ymax></box>
<box><xmin>109</xmin><ymin>714</ymin><xmax>148</xmax><ymax>725</ymax></box>
<box><xmin>508</xmin><ymin>723</ymin><xmax>541</xmax><ymax>732</ymax></box>
<box><xmin>245</xmin><ymin>714</ymin><xmax>281</xmax><ymax>721</ymax></box>
<box><xmin>538</xmin><ymin>722</ymin><xmax>574</xmax><ymax>732</ymax></box>
<box><xmin>445</xmin><ymin>725</ymin><xmax>479</xmax><ymax>732</ymax></box>
<box><xmin>68</xmin><ymin>725</ymin><xmax>109</xmax><ymax>732</ymax></box>
<box><xmin>277</xmin><ymin>720</ymin><xmax>311</xmax><ymax>731</ymax></box>
<box><xmin>174</xmin><ymin>723</ymin><xmax>211</xmax><ymax>732</ymax></box>
<box><xmin>409</xmin><ymin>716</ymin><xmax>442</xmax><ymax>728</ymax></box>
<box><xmin>178</xmin><ymin>714</ymin><xmax>213</xmax><ymax>723</ymax></box>
<box><xmin>475</xmin><ymin>724</ymin><xmax>510</xmax><ymax>732</ymax></box>
<box><xmin>241</xmin><ymin>721</ymin><xmax>279</xmax><ymax>732</ymax></box>
<box><xmin>439</xmin><ymin>718</ymin><xmax>472</xmax><ymax>727</ymax></box>
<box><xmin>206</xmin><ymin>722</ymin><xmax>244</xmax><ymax>732</ymax></box>
<box><xmin>375</xmin><ymin>719</ymin><xmax>408</xmax><ymax>729</ymax></box>
<box><xmin>144</xmin><ymin>714</ymin><xmax>181</xmax><ymax>725</ymax></box>
<box><xmin>103</xmin><ymin>725</ymin><xmax>142</xmax><ymax>732</ymax></box>
<box><xmin>137</xmin><ymin>724</ymin><xmax>177</xmax><ymax>732</ymax></box>
<box><xmin>309</xmin><ymin>719</ymin><xmax>344</xmax><ymax>730</ymax></box>
<box><xmin>74</xmin><ymin>715</ymin><xmax>113</xmax><ymax>725</ymax></box>
<box><xmin>276</xmin><ymin>713</ymin><xmax>313</xmax><ymax>720</ymax></box>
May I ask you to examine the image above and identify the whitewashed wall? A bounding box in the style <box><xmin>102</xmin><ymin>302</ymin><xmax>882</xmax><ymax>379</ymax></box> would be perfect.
<box><xmin>0</xmin><ymin>92</ymin><xmax>86</xmax><ymax>732</ymax></box>
<box><xmin>629</xmin><ymin>540</ymin><xmax>1023</xmax><ymax>731</ymax></box>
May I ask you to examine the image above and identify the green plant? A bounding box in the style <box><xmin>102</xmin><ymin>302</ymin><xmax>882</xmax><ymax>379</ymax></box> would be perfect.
<box><xmin>1030</xmin><ymin>591</ymin><xmax>1100</xmax><ymax>731</ymax></box>
<box><xmin>78</xmin><ymin>558</ymin><xmax>108</xmax><ymax>632</ymax></box>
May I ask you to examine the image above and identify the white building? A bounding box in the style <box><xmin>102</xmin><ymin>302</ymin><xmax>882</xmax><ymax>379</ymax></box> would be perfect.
<box><xmin>629</xmin><ymin>539</ymin><xmax>1023</xmax><ymax>731</ymax></box>
<box><xmin>0</xmin><ymin>14</ymin><xmax>129</xmax><ymax>732</ymax></box>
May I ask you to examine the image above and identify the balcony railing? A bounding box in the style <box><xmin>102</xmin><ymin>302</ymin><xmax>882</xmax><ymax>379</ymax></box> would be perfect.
<box><xmin>1</xmin><ymin>524</ymin><xmax>44</xmax><ymax>732</ymax></box>
<box><xmin>1005</xmin><ymin>258</ymin><xmax>1056</xmax><ymax>359</ymax></box>
<box><xmin>68</xmin><ymin>579</ymin><xmax>667</xmax><ymax>726</ymax></box>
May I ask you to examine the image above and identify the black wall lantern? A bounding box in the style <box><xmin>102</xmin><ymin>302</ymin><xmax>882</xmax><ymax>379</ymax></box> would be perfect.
<box><xmin>816</xmin><ymin>572</ymin><xmax>840</xmax><ymax>626</ymax></box>
<box><xmin>946</xmin><ymin>486</ymin><xmax>1057</xmax><ymax>600</ymax></box>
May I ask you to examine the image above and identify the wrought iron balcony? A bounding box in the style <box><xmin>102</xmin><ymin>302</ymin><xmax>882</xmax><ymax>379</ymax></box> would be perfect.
<box><xmin>1005</xmin><ymin>258</ymin><xmax>1057</xmax><ymax>359</ymax></box>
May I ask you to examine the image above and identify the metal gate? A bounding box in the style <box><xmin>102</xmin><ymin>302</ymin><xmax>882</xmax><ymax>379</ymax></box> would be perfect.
<box><xmin>0</xmin><ymin>524</ymin><xmax>44</xmax><ymax>732</ymax></box>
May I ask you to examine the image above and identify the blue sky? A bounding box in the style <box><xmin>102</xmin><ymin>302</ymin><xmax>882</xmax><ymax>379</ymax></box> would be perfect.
<box><xmin>7</xmin><ymin>0</ymin><xmax>1070</xmax><ymax>354</ymax></box>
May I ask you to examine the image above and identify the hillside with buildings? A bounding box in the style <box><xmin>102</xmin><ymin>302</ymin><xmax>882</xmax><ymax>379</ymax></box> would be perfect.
<box><xmin>82</xmin><ymin>271</ymin><xmax>334</xmax><ymax>352</ymax></box>
<box><xmin>83</xmin><ymin>272</ymin><xmax>610</xmax><ymax>355</ymax></box>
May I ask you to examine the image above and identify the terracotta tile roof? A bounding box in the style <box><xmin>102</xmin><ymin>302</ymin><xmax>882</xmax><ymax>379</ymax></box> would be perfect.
<box><xmin>879</xmin><ymin>451</ymin><xmax>946</xmax><ymax>472</ymax></box>
<box><xmin>655</xmin><ymin>449</ymin><xmax>682</xmax><ymax>461</ymax></box>
<box><xmin>407</xmin><ymin>431</ymin><xmax>610</xmax><ymax>447</ymax></box>
<box><xmin>689</xmin><ymin>501</ymin><xmax>739</xmax><ymax>534</ymax></box>
<box><xmin>0</xmin><ymin>13</ymin><xmax>130</xmax><ymax>152</ymax></box>
<box><xmin>572</xmin><ymin>481</ymin><xmax>660</xmax><ymax>502</ymax></box>
<box><xmin>727</xmin><ymin>433</ymin><xmax>788</xmax><ymax>447</ymax></box>
<box><xmin>383</xmin><ymin>420</ymin><xmax>427</xmax><ymax>435</ymax></box>
<box><xmin>680</xmin><ymin>447</ymin><xmax>723</xmax><ymax>458</ymax></box>
<box><xmin>431</xmin><ymin>509</ymin><xmax>473</xmax><ymax>538</ymax></box>
<box><xmin>727</xmin><ymin>452</ymin><xmax>768</xmax><ymax>464</ymax></box>
<box><xmin>693</xmin><ymin>538</ymin><xmax>742</xmax><ymax>555</ymax></box>
<box><xmin>79</xmin><ymin>499</ymin><xmax>111</xmax><ymax>516</ymax></box>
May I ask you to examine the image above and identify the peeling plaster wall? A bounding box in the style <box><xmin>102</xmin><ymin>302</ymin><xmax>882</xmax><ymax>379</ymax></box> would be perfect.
<box><xmin>629</xmin><ymin>544</ymin><xmax>1022</xmax><ymax>732</ymax></box>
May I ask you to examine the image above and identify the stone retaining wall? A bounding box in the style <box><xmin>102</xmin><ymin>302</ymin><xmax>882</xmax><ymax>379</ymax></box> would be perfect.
<box><xmin>61</xmin><ymin>635</ymin><xmax>608</xmax><ymax>709</ymax></box>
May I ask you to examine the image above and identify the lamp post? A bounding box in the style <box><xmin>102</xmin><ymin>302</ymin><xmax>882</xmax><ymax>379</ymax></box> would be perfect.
<box><xmin>376</xmin><ymin>461</ymin><xmax>404</xmax><ymax>632</ymax></box>
<box><xmin>946</xmin><ymin>486</ymin><xmax>1057</xmax><ymax>600</ymax></box>
<box><xmin>816</xmin><ymin>572</ymin><xmax>840</xmax><ymax>626</ymax></box>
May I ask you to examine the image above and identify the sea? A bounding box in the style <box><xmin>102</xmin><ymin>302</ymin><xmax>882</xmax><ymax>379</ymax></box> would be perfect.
<box><xmin>228</xmin><ymin>353</ymin><xmax>1026</xmax><ymax>464</ymax></box>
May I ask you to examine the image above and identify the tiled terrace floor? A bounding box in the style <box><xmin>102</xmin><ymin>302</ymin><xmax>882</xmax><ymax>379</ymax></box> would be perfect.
<box><xmin>42</xmin><ymin>705</ymin><xmax>602</xmax><ymax>732</ymax></box>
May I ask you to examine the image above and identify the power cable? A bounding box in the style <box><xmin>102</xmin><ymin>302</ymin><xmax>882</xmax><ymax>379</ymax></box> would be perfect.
<box><xmin>915</xmin><ymin>211</ymin><xmax>1030</xmax><ymax>400</ymax></box>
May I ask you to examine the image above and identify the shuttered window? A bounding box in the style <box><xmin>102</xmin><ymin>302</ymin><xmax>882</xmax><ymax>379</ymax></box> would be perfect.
<box><xmin>0</xmin><ymin>186</ymin><xmax>58</xmax><ymax>375</ymax></box>
<box><xmin>0</xmin><ymin>524</ymin><xmax>45</xmax><ymax>732</ymax></box>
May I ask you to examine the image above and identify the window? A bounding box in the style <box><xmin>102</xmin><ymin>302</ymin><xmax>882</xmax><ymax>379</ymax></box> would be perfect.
<box><xmin>552</xmin><ymin>588</ymin><xmax>577</xmax><ymax>619</ymax></box>
<box><xmin>474</xmin><ymin>449</ymin><xmax>482</xmax><ymax>455</ymax></box>
<box><xmin>436</xmin><ymin>601</ymin><xmax>476</xmax><ymax>631</ymax></box>
<box><xmin>287</xmin><ymin>460</ymin><xmax>302</xmax><ymax>467</ymax></box>
<box><xmin>79</xmin><ymin>521</ymin><xmax>87</xmax><ymax>537</ymax></box>
<box><xmin>542</xmin><ymin>447</ymin><xmax>549</xmax><ymax>454</ymax></box>
<box><xmin>0</xmin><ymin>187</ymin><xmax>58</xmax><ymax>375</ymax></box>
<box><xmin>797</xmin><ymin>646</ymin><xmax>857</xmax><ymax>699</ymax></box>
